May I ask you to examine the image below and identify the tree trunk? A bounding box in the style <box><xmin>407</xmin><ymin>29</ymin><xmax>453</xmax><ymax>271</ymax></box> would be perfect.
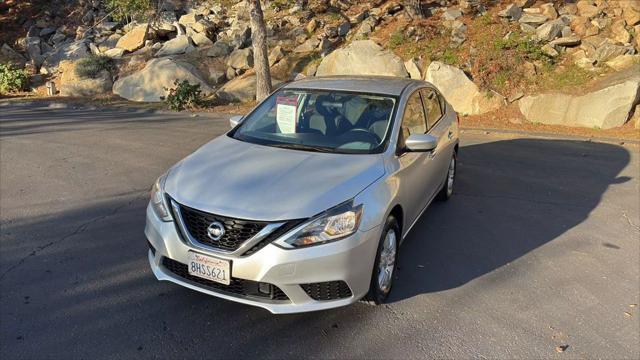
<box><xmin>248</xmin><ymin>0</ymin><xmax>272</xmax><ymax>102</ymax></box>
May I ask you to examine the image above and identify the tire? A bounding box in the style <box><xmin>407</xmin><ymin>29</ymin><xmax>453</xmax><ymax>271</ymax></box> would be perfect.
<box><xmin>362</xmin><ymin>216</ymin><xmax>400</xmax><ymax>305</ymax></box>
<box><xmin>436</xmin><ymin>152</ymin><xmax>457</xmax><ymax>201</ymax></box>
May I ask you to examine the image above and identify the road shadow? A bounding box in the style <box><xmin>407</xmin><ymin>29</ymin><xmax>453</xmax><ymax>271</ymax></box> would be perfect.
<box><xmin>389</xmin><ymin>138</ymin><xmax>631</xmax><ymax>302</ymax></box>
<box><xmin>0</xmin><ymin>138</ymin><xmax>633</xmax><ymax>358</ymax></box>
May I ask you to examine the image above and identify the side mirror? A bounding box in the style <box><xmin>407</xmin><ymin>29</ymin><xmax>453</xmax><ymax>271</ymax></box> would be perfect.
<box><xmin>229</xmin><ymin>115</ymin><xmax>243</xmax><ymax>129</ymax></box>
<box><xmin>404</xmin><ymin>134</ymin><xmax>438</xmax><ymax>152</ymax></box>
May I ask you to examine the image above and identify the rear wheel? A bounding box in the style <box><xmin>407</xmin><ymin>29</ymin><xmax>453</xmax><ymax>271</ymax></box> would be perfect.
<box><xmin>437</xmin><ymin>153</ymin><xmax>456</xmax><ymax>201</ymax></box>
<box><xmin>362</xmin><ymin>216</ymin><xmax>399</xmax><ymax>305</ymax></box>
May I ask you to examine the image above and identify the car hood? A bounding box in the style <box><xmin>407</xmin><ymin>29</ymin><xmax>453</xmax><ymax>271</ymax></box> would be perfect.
<box><xmin>165</xmin><ymin>135</ymin><xmax>385</xmax><ymax>220</ymax></box>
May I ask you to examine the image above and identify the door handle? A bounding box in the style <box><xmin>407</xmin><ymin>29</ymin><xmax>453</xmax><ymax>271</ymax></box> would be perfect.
<box><xmin>447</xmin><ymin>130</ymin><xmax>454</xmax><ymax>139</ymax></box>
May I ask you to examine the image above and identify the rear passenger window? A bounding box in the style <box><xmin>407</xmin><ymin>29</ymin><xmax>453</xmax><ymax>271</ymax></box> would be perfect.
<box><xmin>421</xmin><ymin>89</ymin><xmax>443</xmax><ymax>130</ymax></box>
<box><xmin>400</xmin><ymin>92</ymin><xmax>427</xmax><ymax>140</ymax></box>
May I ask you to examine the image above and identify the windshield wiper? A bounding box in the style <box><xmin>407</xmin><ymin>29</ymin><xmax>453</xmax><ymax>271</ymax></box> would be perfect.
<box><xmin>269</xmin><ymin>143</ymin><xmax>335</xmax><ymax>153</ymax></box>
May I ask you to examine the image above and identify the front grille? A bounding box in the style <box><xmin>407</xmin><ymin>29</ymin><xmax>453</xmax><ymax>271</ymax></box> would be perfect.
<box><xmin>162</xmin><ymin>257</ymin><xmax>289</xmax><ymax>301</ymax></box>
<box><xmin>177</xmin><ymin>203</ymin><xmax>268</xmax><ymax>252</ymax></box>
<box><xmin>300</xmin><ymin>281</ymin><xmax>353</xmax><ymax>301</ymax></box>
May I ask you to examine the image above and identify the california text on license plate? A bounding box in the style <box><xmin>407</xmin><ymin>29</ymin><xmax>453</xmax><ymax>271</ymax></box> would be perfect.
<box><xmin>187</xmin><ymin>251</ymin><xmax>231</xmax><ymax>285</ymax></box>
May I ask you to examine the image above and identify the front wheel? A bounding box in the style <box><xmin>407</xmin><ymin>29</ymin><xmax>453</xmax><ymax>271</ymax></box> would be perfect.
<box><xmin>362</xmin><ymin>216</ymin><xmax>399</xmax><ymax>305</ymax></box>
<box><xmin>437</xmin><ymin>153</ymin><xmax>457</xmax><ymax>201</ymax></box>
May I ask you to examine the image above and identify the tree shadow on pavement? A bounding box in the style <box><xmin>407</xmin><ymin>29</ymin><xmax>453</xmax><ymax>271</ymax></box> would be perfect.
<box><xmin>389</xmin><ymin>138</ymin><xmax>631</xmax><ymax>302</ymax></box>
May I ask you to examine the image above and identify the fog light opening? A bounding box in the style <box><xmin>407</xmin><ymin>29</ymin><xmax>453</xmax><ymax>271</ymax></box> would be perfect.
<box><xmin>258</xmin><ymin>282</ymin><xmax>271</xmax><ymax>295</ymax></box>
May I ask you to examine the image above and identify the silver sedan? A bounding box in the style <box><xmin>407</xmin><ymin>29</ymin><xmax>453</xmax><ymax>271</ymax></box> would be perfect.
<box><xmin>145</xmin><ymin>76</ymin><xmax>460</xmax><ymax>313</ymax></box>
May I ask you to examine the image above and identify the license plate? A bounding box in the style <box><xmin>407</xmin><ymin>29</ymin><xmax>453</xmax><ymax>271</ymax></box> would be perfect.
<box><xmin>187</xmin><ymin>251</ymin><xmax>231</xmax><ymax>285</ymax></box>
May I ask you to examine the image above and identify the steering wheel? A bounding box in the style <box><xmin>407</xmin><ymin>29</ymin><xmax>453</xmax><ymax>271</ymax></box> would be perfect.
<box><xmin>345</xmin><ymin>128</ymin><xmax>381</xmax><ymax>144</ymax></box>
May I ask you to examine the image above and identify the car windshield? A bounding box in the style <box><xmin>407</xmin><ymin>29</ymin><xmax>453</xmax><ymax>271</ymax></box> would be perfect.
<box><xmin>231</xmin><ymin>89</ymin><xmax>397</xmax><ymax>154</ymax></box>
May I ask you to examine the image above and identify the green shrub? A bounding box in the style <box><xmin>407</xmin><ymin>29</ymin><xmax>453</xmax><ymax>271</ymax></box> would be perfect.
<box><xmin>165</xmin><ymin>80</ymin><xmax>203</xmax><ymax>111</ymax></box>
<box><xmin>0</xmin><ymin>64</ymin><xmax>28</xmax><ymax>94</ymax></box>
<box><xmin>106</xmin><ymin>0</ymin><xmax>153</xmax><ymax>22</ymax></box>
<box><xmin>75</xmin><ymin>55</ymin><xmax>115</xmax><ymax>79</ymax></box>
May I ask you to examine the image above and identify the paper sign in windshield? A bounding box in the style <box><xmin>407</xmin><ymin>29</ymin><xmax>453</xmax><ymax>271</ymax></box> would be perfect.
<box><xmin>276</xmin><ymin>97</ymin><xmax>298</xmax><ymax>134</ymax></box>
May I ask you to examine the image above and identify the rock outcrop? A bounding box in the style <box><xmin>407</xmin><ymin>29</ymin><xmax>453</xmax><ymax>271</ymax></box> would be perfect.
<box><xmin>315</xmin><ymin>40</ymin><xmax>408</xmax><ymax>77</ymax></box>
<box><xmin>519</xmin><ymin>70</ymin><xmax>640</xmax><ymax>129</ymax></box>
<box><xmin>112</xmin><ymin>58</ymin><xmax>212</xmax><ymax>102</ymax></box>
<box><xmin>59</xmin><ymin>60</ymin><xmax>112</xmax><ymax>97</ymax></box>
<box><xmin>424</xmin><ymin>61</ymin><xmax>502</xmax><ymax>115</ymax></box>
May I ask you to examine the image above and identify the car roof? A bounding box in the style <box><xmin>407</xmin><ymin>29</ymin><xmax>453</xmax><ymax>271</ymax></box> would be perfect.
<box><xmin>281</xmin><ymin>76</ymin><xmax>427</xmax><ymax>96</ymax></box>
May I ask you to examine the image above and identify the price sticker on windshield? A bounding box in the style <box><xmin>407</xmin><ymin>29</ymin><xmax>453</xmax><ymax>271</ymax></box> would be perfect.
<box><xmin>276</xmin><ymin>97</ymin><xmax>298</xmax><ymax>134</ymax></box>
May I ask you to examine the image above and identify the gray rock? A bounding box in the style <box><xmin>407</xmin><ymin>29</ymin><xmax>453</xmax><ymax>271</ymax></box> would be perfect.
<box><xmin>25</xmin><ymin>37</ymin><xmax>43</xmax><ymax>65</ymax></box>
<box><xmin>520</xmin><ymin>23</ymin><xmax>537</xmax><ymax>33</ymax></box>
<box><xmin>535</xmin><ymin>18</ymin><xmax>565</xmax><ymax>41</ymax></box>
<box><xmin>155</xmin><ymin>36</ymin><xmax>195</xmax><ymax>57</ymax></box>
<box><xmin>519</xmin><ymin>13</ymin><xmax>549</xmax><ymax>26</ymax></box>
<box><xmin>498</xmin><ymin>4</ymin><xmax>522</xmax><ymax>21</ymax></box>
<box><xmin>113</xmin><ymin>58</ymin><xmax>213</xmax><ymax>102</ymax></box>
<box><xmin>325</xmin><ymin>26</ymin><xmax>338</xmax><ymax>38</ymax></box>
<box><xmin>594</xmin><ymin>43</ymin><xmax>634</xmax><ymax>63</ymax></box>
<box><xmin>225</xmin><ymin>67</ymin><xmax>237</xmax><ymax>81</ymax></box>
<box><xmin>549</xmin><ymin>36</ymin><xmax>581</xmax><ymax>47</ymax></box>
<box><xmin>541</xmin><ymin>43</ymin><xmax>559</xmax><ymax>57</ymax></box>
<box><xmin>51</xmin><ymin>32</ymin><xmax>67</xmax><ymax>45</ymax></box>
<box><xmin>39</xmin><ymin>27</ymin><xmax>57</xmax><ymax>37</ymax></box>
<box><xmin>450</xmin><ymin>20</ymin><xmax>467</xmax><ymax>46</ymax></box>
<box><xmin>207</xmin><ymin>40</ymin><xmax>232</xmax><ymax>57</ymax></box>
<box><xmin>226</xmin><ymin>48</ymin><xmax>253</xmax><ymax>70</ymax></box>
<box><xmin>443</xmin><ymin>8</ymin><xmax>463</xmax><ymax>21</ymax></box>
<box><xmin>355</xmin><ymin>16</ymin><xmax>378</xmax><ymax>38</ymax></box>
<box><xmin>178</xmin><ymin>13</ymin><xmax>203</xmax><ymax>26</ymax></box>
<box><xmin>97</xmin><ymin>22</ymin><xmax>119</xmax><ymax>32</ymax></box>
<box><xmin>268</xmin><ymin>45</ymin><xmax>285</xmax><ymax>66</ymax></box>
<box><xmin>561</xmin><ymin>26</ymin><xmax>572</xmax><ymax>38</ymax></box>
<box><xmin>519</xmin><ymin>77</ymin><xmax>640</xmax><ymax>129</ymax></box>
<box><xmin>208</xmin><ymin>69</ymin><xmax>226</xmax><ymax>85</ymax></box>
<box><xmin>337</xmin><ymin>21</ymin><xmax>351</xmax><ymax>36</ymax></box>
<box><xmin>404</xmin><ymin>58</ymin><xmax>422</xmax><ymax>79</ymax></box>
<box><xmin>103</xmin><ymin>48</ymin><xmax>125</xmax><ymax>59</ymax></box>
<box><xmin>97</xmin><ymin>33</ymin><xmax>121</xmax><ymax>52</ymax></box>
<box><xmin>0</xmin><ymin>43</ymin><xmax>27</xmax><ymax>68</ymax></box>
<box><xmin>294</xmin><ymin>37</ymin><xmax>320</xmax><ymax>53</ymax></box>
<box><xmin>191</xmin><ymin>33</ymin><xmax>214</xmax><ymax>47</ymax></box>
<box><xmin>424</xmin><ymin>61</ymin><xmax>502</xmax><ymax>115</ymax></box>
<box><xmin>316</xmin><ymin>40</ymin><xmax>408</xmax><ymax>77</ymax></box>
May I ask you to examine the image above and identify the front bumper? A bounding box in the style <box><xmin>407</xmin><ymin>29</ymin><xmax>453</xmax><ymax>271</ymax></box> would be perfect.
<box><xmin>145</xmin><ymin>203</ymin><xmax>381</xmax><ymax>314</ymax></box>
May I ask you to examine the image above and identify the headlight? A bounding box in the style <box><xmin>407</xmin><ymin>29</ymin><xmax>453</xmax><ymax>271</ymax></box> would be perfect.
<box><xmin>275</xmin><ymin>201</ymin><xmax>363</xmax><ymax>248</ymax></box>
<box><xmin>150</xmin><ymin>174</ymin><xmax>172</xmax><ymax>222</ymax></box>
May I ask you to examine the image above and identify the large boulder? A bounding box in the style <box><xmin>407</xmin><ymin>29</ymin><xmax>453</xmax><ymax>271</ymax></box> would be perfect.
<box><xmin>315</xmin><ymin>40</ymin><xmax>408</xmax><ymax>77</ymax></box>
<box><xmin>217</xmin><ymin>74</ymin><xmax>284</xmax><ymax>103</ymax></box>
<box><xmin>58</xmin><ymin>60</ymin><xmax>112</xmax><ymax>97</ymax></box>
<box><xmin>519</xmin><ymin>76</ymin><xmax>640</xmax><ymax>129</ymax></box>
<box><xmin>424</xmin><ymin>61</ymin><xmax>502</xmax><ymax>115</ymax></box>
<box><xmin>116</xmin><ymin>25</ymin><xmax>148</xmax><ymax>52</ymax></box>
<box><xmin>40</xmin><ymin>40</ymin><xmax>90</xmax><ymax>74</ymax></box>
<box><xmin>112</xmin><ymin>58</ymin><xmax>213</xmax><ymax>102</ymax></box>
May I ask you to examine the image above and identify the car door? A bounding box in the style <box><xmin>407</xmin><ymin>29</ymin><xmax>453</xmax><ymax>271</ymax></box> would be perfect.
<box><xmin>420</xmin><ymin>88</ymin><xmax>455</xmax><ymax>195</ymax></box>
<box><xmin>395</xmin><ymin>90</ymin><xmax>442</xmax><ymax>226</ymax></box>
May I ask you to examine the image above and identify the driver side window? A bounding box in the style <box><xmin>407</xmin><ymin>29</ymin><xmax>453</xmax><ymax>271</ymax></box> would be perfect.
<box><xmin>399</xmin><ymin>91</ymin><xmax>427</xmax><ymax>146</ymax></box>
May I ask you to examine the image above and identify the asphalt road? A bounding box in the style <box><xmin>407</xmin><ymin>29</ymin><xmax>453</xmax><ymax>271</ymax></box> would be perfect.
<box><xmin>1</xmin><ymin>102</ymin><xmax>639</xmax><ymax>359</ymax></box>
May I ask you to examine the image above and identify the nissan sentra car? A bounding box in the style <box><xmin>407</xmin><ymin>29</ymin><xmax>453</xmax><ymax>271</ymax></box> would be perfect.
<box><xmin>145</xmin><ymin>76</ymin><xmax>459</xmax><ymax>314</ymax></box>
